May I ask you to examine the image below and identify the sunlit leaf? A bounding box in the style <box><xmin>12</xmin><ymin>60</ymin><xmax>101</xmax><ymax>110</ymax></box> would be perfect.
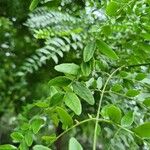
<box><xmin>121</xmin><ymin>111</ymin><xmax>134</xmax><ymax>127</ymax></box>
<box><xmin>106</xmin><ymin>1</ymin><xmax>119</xmax><ymax>16</ymax></box>
<box><xmin>29</xmin><ymin>0</ymin><xmax>40</xmax><ymax>11</ymax></box>
<box><xmin>54</xmin><ymin>63</ymin><xmax>80</xmax><ymax>75</ymax></box>
<box><xmin>0</xmin><ymin>144</ymin><xmax>17</xmax><ymax>150</ymax></box>
<box><xmin>10</xmin><ymin>132</ymin><xmax>24</xmax><ymax>142</ymax></box>
<box><xmin>31</xmin><ymin>118</ymin><xmax>45</xmax><ymax>134</ymax></box>
<box><xmin>33</xmin><ymin>145</ymin><xmax>51</xmax><ymax>150</ymax></box>
<box><xmin>96</xmin><ymin>77</ymin><xmax>103</xmax><ymax>90</ymax></box>
<box><xmin>69</xmin><ymin>137</ymin><xmax>83</xmax><ymax>150</ymax></box>
<box><xmin>25</xmin><ymin>131</ymin><xmax>33</xmax><ymax>146</ymax></box>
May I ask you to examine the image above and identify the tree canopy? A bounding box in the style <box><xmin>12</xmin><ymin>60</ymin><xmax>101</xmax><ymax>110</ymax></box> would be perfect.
<box><xmin>0</xmin><ymin>0</ymin><xmax>150</xmax><ymax>150</ymax></box>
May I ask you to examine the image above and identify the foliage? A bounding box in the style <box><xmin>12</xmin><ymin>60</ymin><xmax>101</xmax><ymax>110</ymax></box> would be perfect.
<box><xmin>0</xmin><ymin>0</ymin><xmax>150</xmax><ymax>150</ymax></box>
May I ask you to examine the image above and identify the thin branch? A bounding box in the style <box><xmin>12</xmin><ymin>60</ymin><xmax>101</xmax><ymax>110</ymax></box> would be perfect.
<box><xmin>92</xmin><ymin>66</ymin><xmax>124</xmax><ymax>150</ymax></box>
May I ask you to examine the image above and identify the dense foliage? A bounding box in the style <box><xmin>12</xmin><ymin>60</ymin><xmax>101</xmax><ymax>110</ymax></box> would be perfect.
<box><xmin>0</xmin><ymin>0</ymin><xmax>150</xmax><ymax>150</ymax></box>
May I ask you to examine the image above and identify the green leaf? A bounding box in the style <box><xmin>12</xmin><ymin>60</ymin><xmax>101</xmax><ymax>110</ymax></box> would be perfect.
<box><xmin>64</xmin><ymin>92</ymin><xmax>82</xmax><ymax>115</ymax></box>
<box><xmin>69</xmin><ymin>137</ymin><xmax>83</xmax><ymax>150</ymax></box>
<box><xmin>81</xmin><ymin>62</ymin><xmax>91</xmax><ymax>77</ymax></box>
<box><xmin>31</xmin><ymin>118</ymin><xmax>45</xmax><ymax>134</ymax></box>
<box><xmin>106</xmin><ymin>1</ymin><xmax>119</xmax><ymax>16</ymax></box>
<box><xmin>19</xmin><ymin>141</ymin><xmax>28</xmax><ymax>150</ymax></box>
<box><xmin>72</xmin><ymin>82</ymin><xmax>95</xmax><ymax>105</ymax></box>
<box><xmin>83</xmin><ymin>41</ymin><xmax>96</xmax><ymax>62</ymax></box>
<box><xmin>133</xmin><ymin>122</ymin><xmax>150</xmax><ymax>138</ymax></box>
<box><xmin>121</xmin><ymin>111</ymin><xmax>134</xmax><ymax>127</ymax></box>
<box><xmin>54</xmin><ymin>63</ymin><xmax>80</xmax><ymax>75</ymax></box>
<box><xmin>96</xmin><ymin>40</ymin><xmax>119</xmax><ymax>60</ymax></box>
<box><xmin>111</xmin><ymin>84</ymin><xmax>123</xmax><ymax>92</ymax></box>
<box><xmin>143</xmin><ymin>97</ymin><xmax>150</xmax><ymax>107</ymax></box>
<box><xmin>101</xmin><ymin>105</ymin><xmax>122</xmax><ymax>123</ymax></box>
<box><xmin>0</xmin><ymin>144</ymin><xmax>17</xmax><ymax>150</ymax></box>
<box><xmin>107</xmin><ymin>105</ymin><xmax>122</xmax><ymax>123</ymax></box>
<box><xmin>29</xmin><ymin>0</ymin><xmax>39</xmax><ymax>11</ymax></box>
<box><xmin>42</xmin><ymin>135</ymin><xmax>56</xmax><ymax>144</ymax></box>
<box><xmin>25</xmin><ymin>131</ymin><xmax>33</xmax><ymax>146</ymax></box>
<box><xmin>101</xmin><ymin>25</ymin><xmax>112</xmax><ymax>36</ymax></box>
<box><xmin>33</xmin><ymin>145</ymin><xmax>51</xmax><ymax>150</ymax></box>
<box><xmin>56</xmin><ymin>107</ymin><xmax>73</xmax><ymax>128</ymax></box>
<box><xmin>49</xmin><ymin>76</ymin><xmax>71</xmax><ymax>87</ymax></box>
<box><xmin>10</xmin><ymin>132</ymin><xmax>24</xmax><ymax>142</ymax></box>
<box><xmin>96</xmin><ymin>77</ymin><xmax>103</xmax><ymax>90</ymax></box>
<box><xmin>35</xmin><ymin>102</ymin><xmax>49</xmax><ymax>108</ymax></box>
<box><xmin>50</xmin><ymin>92</ymin><xmax>64</xmax><ymax>107</ymax></box>
<box><xmin>135</xmin><ymin>73</ymin><xmax>146</xmax><ymax>81</ymax></box>
<box><xmin>126</xmin><ymin>89</ymin><xmax>140</xmax><ymax>97</ymax></box>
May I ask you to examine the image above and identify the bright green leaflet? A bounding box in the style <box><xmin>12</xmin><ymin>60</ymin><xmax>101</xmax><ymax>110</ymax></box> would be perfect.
<box><xmin>54</xmin><ymin>63</ymin><xmax>80</xmax><ymax>75</ymax></box>
<box><xmin>29</xmin><ymin>0</ymin><xmax>40</xmax><ymax>11</ymax></box>
<box><xmin>134</xmin><ymin>122</ymin><xmax>150</xmax><ymax>138</ymax></box>
<box><xmin>121</xmin><ymin>111</ymin><xmax>134</xmax><ymax>127</ymax></box>
<box><xmin>69</xmin><ymin>137</ymin><xmax>83</xmax><ymax>150</ymax></box>
<box><xmin>64</xmin><ymin>92</ymin><xmax>82</xmax><ymax>115</ymax></box>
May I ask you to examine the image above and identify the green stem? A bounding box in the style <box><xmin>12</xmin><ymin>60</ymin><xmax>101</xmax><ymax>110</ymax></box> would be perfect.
<box><xmin>55</xmin><ymin>118</ymin><xmax>111</xmax><ymax>142</ymax></box>
<box><xmin>54</xmin><ymin>117</ymin><xmax>147</xmax><ymax>147</ymax></box>
<box><xmin>92</xmin><ymin>66</ymin><xmax>123</xmax><ymax>150</ymax></box>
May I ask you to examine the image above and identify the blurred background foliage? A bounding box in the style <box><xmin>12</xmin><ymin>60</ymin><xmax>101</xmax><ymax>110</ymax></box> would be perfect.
<box><xmin>0</xmin><ymin>0</ymin><xmax>150</xmax><ymax>150</ymax></box>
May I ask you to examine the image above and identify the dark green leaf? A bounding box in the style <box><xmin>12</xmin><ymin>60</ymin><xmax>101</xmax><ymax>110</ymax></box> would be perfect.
<box><xmin>143</xmin><ymin>97</ymin><xmax>150</xmax><ymax>107</ymax></box>
<box><xmin>135</xmin><ymin>73</ymin><xmax>146</xmax><ymax>81</ymax></box>
<box><xmin>54</xmin><ymin>63</ymin><xmax>80</xmax><ymax>75</ymax></box>
<box><xmin>29</xmin><ymin>0</ymin><xmax>40</xmax><ymax>11</ymax></box>
<box><xmin>81</xmin><ymin>62</ymin><xmax>91</xmax><ymax>77</ymax></box>
<box><xmin>83</xmin><ymin>41</ymin><xmax>96</xmax><ymax>62</ymax></box>
<box><xmin>72</xmin><ymin>82</ymin><xmax>95</xmax><ymax>105</ymax></box>
<box><xmin>96</xmin><ymin>40</ymin><xmax>119</xmax><ymax>60</ymax></box>
<box><xmin>64</xmin><ymin>92</ymin><xmax>82</xmax><ymax>115</ymax></box>
<box><xmin>121</xmin><ymin>111</ymin><xmax>134</xmax><ymax>127</ymax></box>
<box><xmin>50</xmin><ymin>92</ymin><xmax>64</xmax><ymax>107</ymax></box>
<box><xmin>134</xmin><ymin>122</ymin><xmax>150</xmax><ymax>138</ymax></box>
<box><xmin>69</xmin><ymin>137</ymin><xmax>83</xmax><ymax>150</ymax></box>
<box><xmin>49</xmin><ymin>76</ymin><xmax>71</xmax><ymax>87</ymax></box>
